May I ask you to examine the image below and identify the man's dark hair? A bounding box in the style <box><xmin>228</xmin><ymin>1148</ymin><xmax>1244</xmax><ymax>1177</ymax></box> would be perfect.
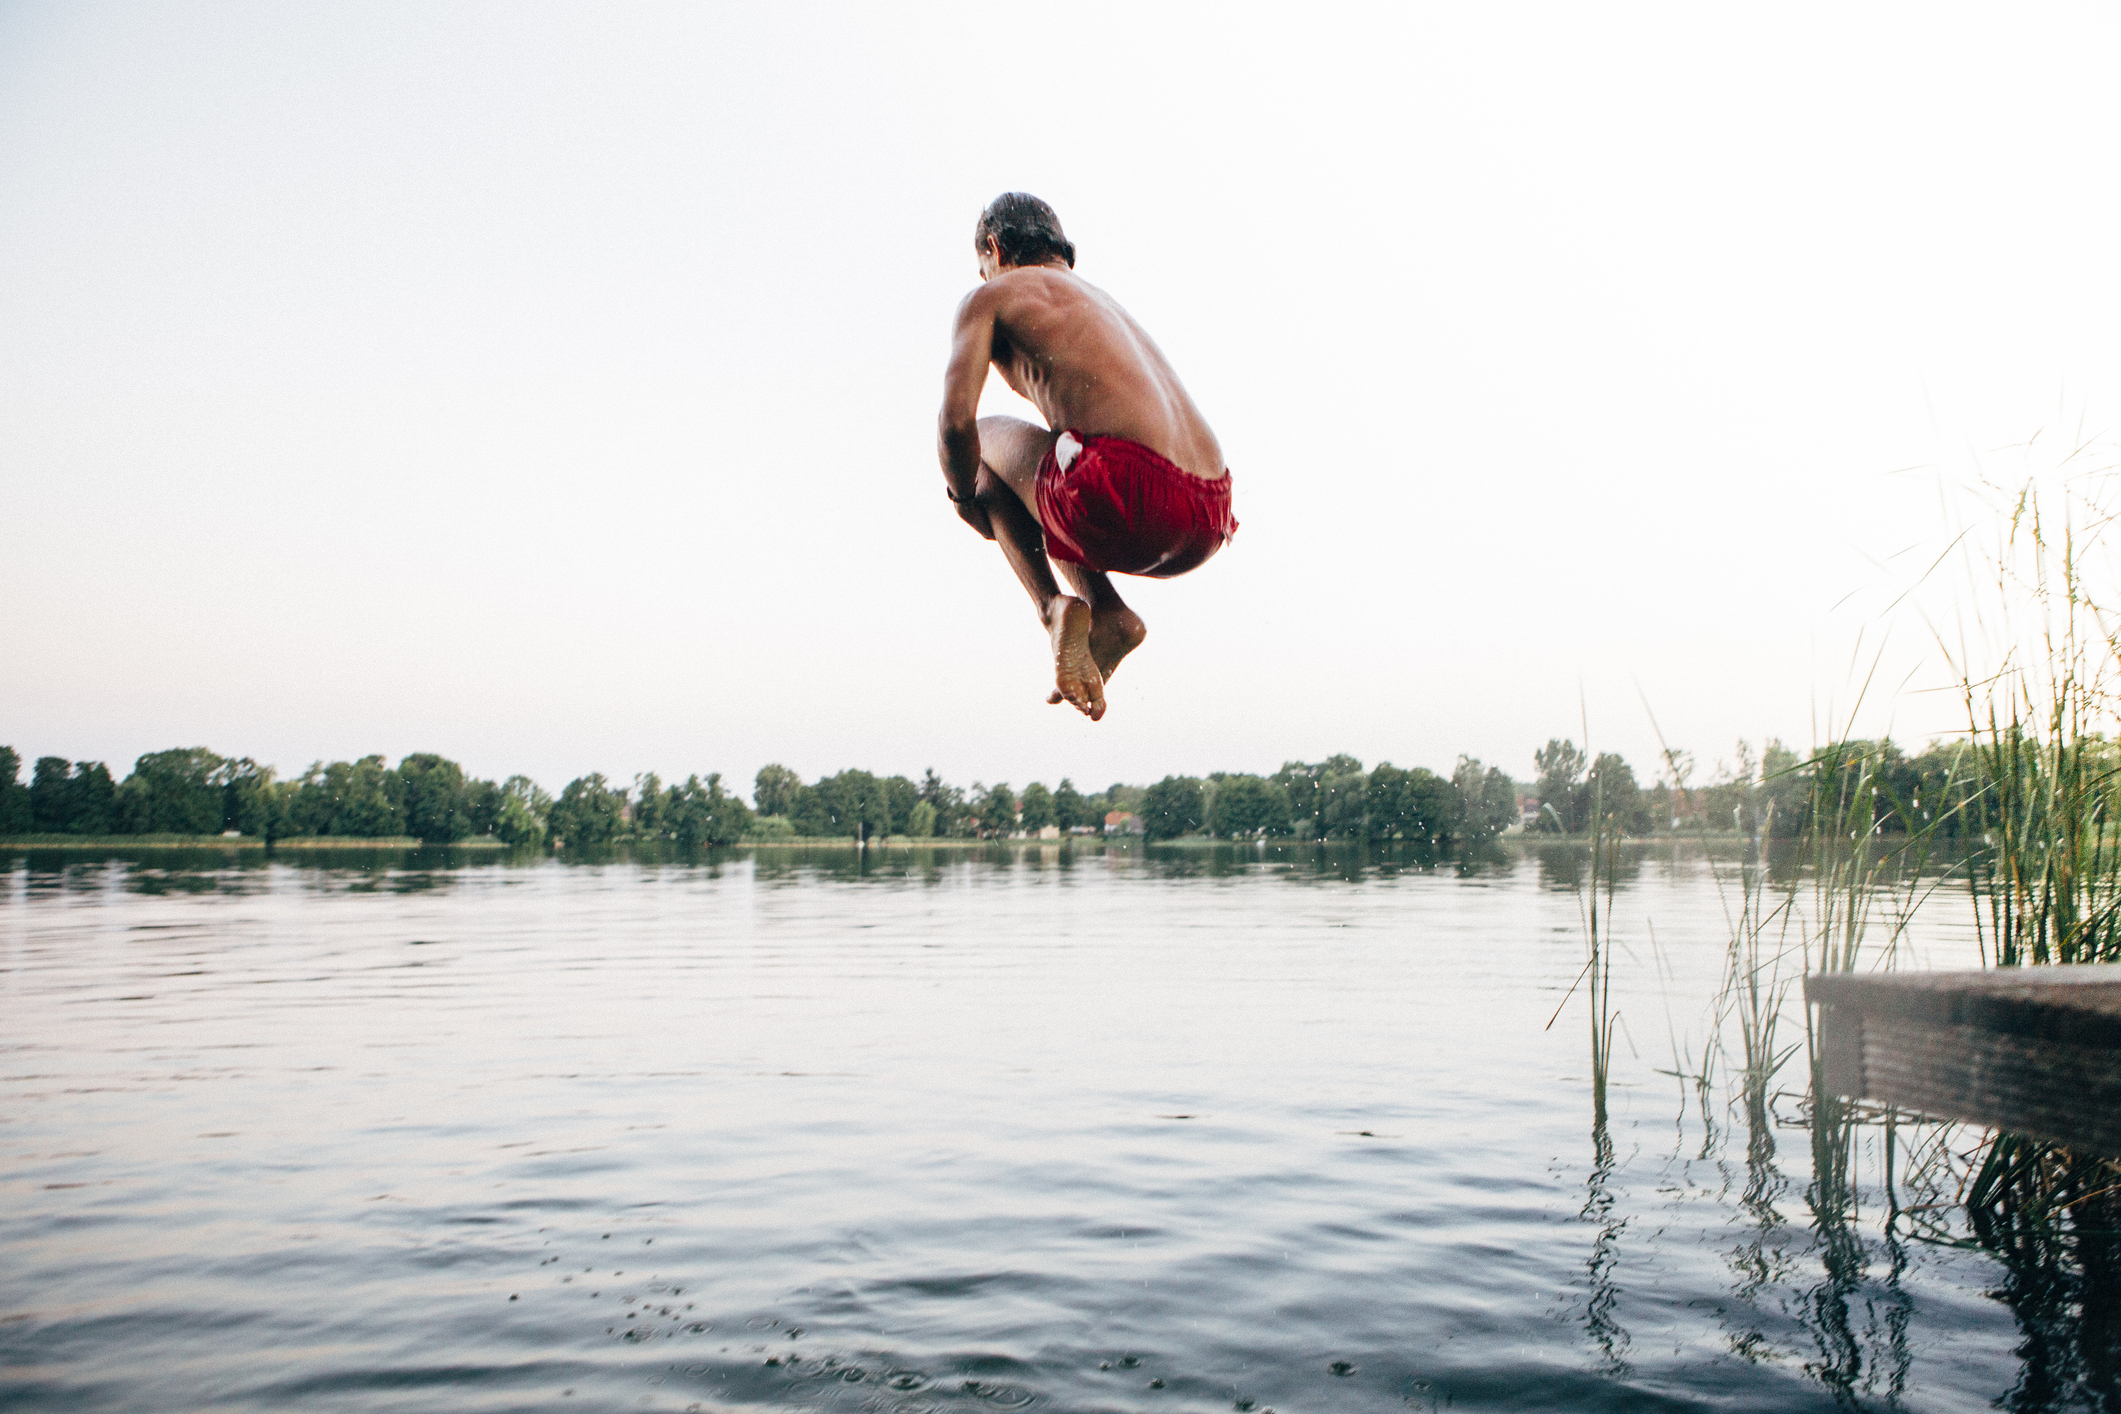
<box><xmin>974</xmin><ymin>192</ymin><xmax>1076</xmax><ymax>269</ymax></box>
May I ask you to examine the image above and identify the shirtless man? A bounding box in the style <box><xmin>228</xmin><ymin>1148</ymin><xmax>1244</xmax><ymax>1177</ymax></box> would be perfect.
<box><xmin>938</xmin><ymin>192</ymin><xmax>1237</xmax><ymax>722</ymax></box>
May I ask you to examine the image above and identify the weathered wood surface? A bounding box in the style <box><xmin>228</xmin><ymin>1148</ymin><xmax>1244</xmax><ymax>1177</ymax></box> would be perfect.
<box><xmin>1805</xmin><ymin>964</ymin><xmax>2121</xmax><ymax>1158</ymax></box>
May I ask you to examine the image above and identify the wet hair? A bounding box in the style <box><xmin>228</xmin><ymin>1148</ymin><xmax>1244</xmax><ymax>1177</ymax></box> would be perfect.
<box><xmin>974</xmin><ymin>192</ymin><xmax>1076</xmax><ymax>269</ymax></box>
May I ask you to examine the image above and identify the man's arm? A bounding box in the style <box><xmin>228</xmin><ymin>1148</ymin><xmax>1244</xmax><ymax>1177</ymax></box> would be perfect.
<box><xmin>937</xmin><ymin>288</ymin><xmax>996</xmax><ymax>536</ymax></box>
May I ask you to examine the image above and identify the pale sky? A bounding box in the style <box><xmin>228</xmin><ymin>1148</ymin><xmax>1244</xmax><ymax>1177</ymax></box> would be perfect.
<box><xmin>5</xmin><ymin>2</ymin><xmax>2119</xmax><ymax>797</ymax></box>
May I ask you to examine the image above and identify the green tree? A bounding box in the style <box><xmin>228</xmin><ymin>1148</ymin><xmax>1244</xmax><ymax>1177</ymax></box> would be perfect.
<box><xmin>493</xmin><ymin>775</ymin><xmax>551</xmax><ymax>846</ymax></box>
<box><xmin>789</xmin><ymin>775</ymin><xmax>825</xmax><ymax>836</ymax></box>
<box><xmin>906</xmin><ymin>800</ymin><xmax>938</xmax><ymax>838</ymax></box>
<box><xmin>1402</xmin><ymin>768</ymin><xmax>1463</xmax><ymax>842</ymax></box>
<box><xmin>804</xmin><ymin>769</ymin><xmax>891</xmax><ymax>840</ymax></box>
<box><xmin>114</xmin><ymin>747</ymin><xmax>224</xmax><ymax>834</ymax></box>
<box><xmin>1206</xmin><ymin>774</ymin><xmax>1290</xmax><ymax>837</ymax></box>
<box><xmin>283</xmin><ymin>763</ymin><xmax>327</xmax><ymax>837</ymax></box>
<box><xmin>1272</xmin><ymin>756</ymin><xmax>1362</xmax><ymax>839</ymax></box>
<box><xmin>754</xmin><ymin>763</ymin><xmax>803</xmax><ymax>818</ymax></box>
<box><xmin>1533</xmin><ymin>739</ymin><xmax>1588</xmax><ymax>833</ymax></box>
<box><xmin>29</xmin><ymin>757</ymin><xmax>69</xmax><ymax>831</ymax></box>
<box><xmin>78</xmin><ymin>763</ymin><xmax>119</xmax><ymax>833</ymax></box>
<box><xmin>1018</xmin><ymin>781</ymin><xmax>1055</xmax><ymax>834</ymax></box>
<box><xmin>783</xmin><ymin>781</ymin><xmax>828</xmax><ymax>835</ymax></box>
<box><xmin>464</xmin><ymin>778</ymin><xmax>503</xmax><ymax>836</ymax></box>
<box><xmin>1365</xmin><ymin>763</ymin><xmax>1411</xmax><ymax>837</ymax></box>
<box><xmin>1585</xmin><ymin>751</ymin><xmax>1653</xmax><ymax>835</ymax></box>
<box><xmin>399</xmin><ymin>753</ymin><xmax>472</xmax><ymax>843</ymax></box>
<box><xmin>882</xmin><ymin>775</ymin><xmax>918</xmax><ymax>836</ymax></box>
<box><xmin>668</xmin><ymin>773</ymin><xmax>753</xmax><ymax>846</ymax></box>
<box><xmin>1052</xmin><ymin>778</ymin><xmax>1087</xmax><ymax>831</ymax></box>
<box><xmin>632</xmin><ymin>772</ymin><xmax>668</xmax><ymax>838</ymax></box>
<box><xmin>223</xmin><ymin>759</ymin><xmax>290</xmax><ymax>842</ymax></box>
<box><xmin>975</xmin><ymin>782</ymin><xmax>1017</xmax><ymax>837</ymax></box>
<box><xmin>919</xmin><ymin>769</ymin><xmax>968</xmax><ymax>835</ymax></box>
<box><xmin>1368</xmin><ymin>763</ymin><xmax>1458</xmax><ymax>840</ymax></box>
<box><xmin>0</xmin><ymin>748</ymin><xmax>29</xmax><ymax>835</ymax></box>
<box><xmin>1270</xmin><ymin>761</ymin><xmax>1319</xmax><ymax>836</ymax></box>
<box><xmin>31</xmin><ymin>758</ymin><xmax>118</xmax><ymax>834</ymax></box>
<box><xmin>286</xmin><ymin>755</ymin><xmax>406</xmax><ymax>837</ymax></box>
<box><xmin>1452</xmin><ymin>756</ymin><xmax>1519</xmax><ymax>841</ymax></box>
<box><xmin>1139</xmin><ymin>775</ymin><xmax>1205</xmax><ymax>840</ymax></box>
<box><xmin>549</xmin><ymin>774</ymin><xmax>626</xmax><ymax>847</ymax></box>
<box><xmin>1319</xmin><ymin>767</ymin><xmax>1368</xmax><ymax>838</ymax></box>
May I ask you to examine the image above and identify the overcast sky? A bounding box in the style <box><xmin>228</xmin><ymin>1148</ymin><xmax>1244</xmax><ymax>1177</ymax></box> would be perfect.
<box><xmin>5</xmin><ymin>2</ymin><xmax>2119</xmax><ymax>796</ymax></box>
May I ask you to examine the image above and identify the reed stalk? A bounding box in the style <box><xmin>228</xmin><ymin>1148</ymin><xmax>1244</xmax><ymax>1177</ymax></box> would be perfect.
<box><xmin>1548</xmin><ymin>751</ymin><xmax>1623</xmax><ymax>1129</ymax></box>
<box><xmin>1586</xmin><ymin>802</ymin><xmax>1620</xmax><ymax>1128</ymax></box>
<box><xmin>1718</xmin><ymin>812</ymin><xmax>1799</xmax><ymax>1139</ymax></box>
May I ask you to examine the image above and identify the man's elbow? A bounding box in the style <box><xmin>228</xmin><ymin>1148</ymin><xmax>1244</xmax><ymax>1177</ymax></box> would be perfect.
<box><xmin>938</xmin><ymin>414</ymin><xmax>980</xmax><ymax>451</ymax></box>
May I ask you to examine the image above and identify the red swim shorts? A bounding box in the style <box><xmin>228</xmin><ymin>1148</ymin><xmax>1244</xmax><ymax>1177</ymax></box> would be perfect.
<box><xmin>1034</xmin><ymin>431</ymin><xmax>1238</xmax><ymax>578</ymax></box>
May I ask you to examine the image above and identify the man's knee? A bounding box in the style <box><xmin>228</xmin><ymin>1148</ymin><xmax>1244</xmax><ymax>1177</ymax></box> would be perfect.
<box><xmin>977</xmin><ymin>414</ymin><xmax>1041</xmax><ymax>441</ymax></box>
<box><xmin>979</xmin><ymin>417</ymin><xmax>1056</xmax><ymax>485</ymax></box>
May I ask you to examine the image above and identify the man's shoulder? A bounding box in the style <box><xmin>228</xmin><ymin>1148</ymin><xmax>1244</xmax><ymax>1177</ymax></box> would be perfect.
<box><xmin>979</xmin><ymin>268</ymin><xmax>1105</xmax><ymax>324</ymax></box>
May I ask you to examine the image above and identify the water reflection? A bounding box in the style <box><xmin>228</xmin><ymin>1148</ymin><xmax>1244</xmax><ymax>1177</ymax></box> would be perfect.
<box><xmin>1611</xmin><ymin>983</ymin><xmax>2121</xmax><ymax>1411</ymax></box>
<box><xmin>1969</xmin><ymin>1188</ymin><xmax>2121</xmax><ymax>1409</ymax></box>
<box><xmin>2</xmin><ymin>837</ymin><xmax>1532</xmax><ymax>898</ymax></box>
<box><xmin>1580</xmin><ymin>1123</ymin><xmax>1629</xmax><ymax>1375</ymax></box>
<box><xmin>1531</xmin><ymin>840</ymin><xmax>1646</xmax><ymax>894</ymax></box>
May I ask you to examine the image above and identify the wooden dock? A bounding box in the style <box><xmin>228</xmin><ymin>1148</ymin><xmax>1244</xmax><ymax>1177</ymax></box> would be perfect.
<box><xmin>1805</xmin><ymin>964</ymin><xmax>2121</xmax><ymax>1158</ymax></box>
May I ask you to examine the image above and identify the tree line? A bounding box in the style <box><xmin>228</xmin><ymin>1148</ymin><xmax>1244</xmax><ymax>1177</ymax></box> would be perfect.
<box><xmin>0</xmin><ymin>747</ymin><xmax>747</xmax><ymax>848</ymax></box>
<box><xmin>1527</xmin><ymin>735</ymin><xmax>1991</xmax><ymax>838</ymax></box>
<box><xmin>735</xmin><ymin>756</ymin><xmax>1524</xmax><ymax>844</ymax></box>
<box><xmin>0</xmin><ymin>735</ymin><xmax>1992</xmax><ymax>848</ymax></box>
<box><xmin>0</xmin><ymin>745</ymin><xmax>1520</xmax><ymax>846</ymax></box>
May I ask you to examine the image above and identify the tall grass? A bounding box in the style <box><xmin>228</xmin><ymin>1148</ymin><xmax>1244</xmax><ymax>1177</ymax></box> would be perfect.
<box><xmin>1955</xmin><ymin>485</ymin><xmax>2121</xmax><ymax>967</ymax></box>
<box><xmin>1940</xmin><ymin>473</ymin><xmax>2121</xmax><ymax>1228</ymax></box>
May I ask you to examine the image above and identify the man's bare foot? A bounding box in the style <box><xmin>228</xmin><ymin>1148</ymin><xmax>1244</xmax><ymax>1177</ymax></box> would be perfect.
<box><xmin>1088</xmin><ymin>607</ymin><xmax>1147</xmax><ymax>683</ymax></box>
<box><xmin>1045</xmin><ymin>597</ymin><xmax>1105</xmax><ymax>720</ymax></box>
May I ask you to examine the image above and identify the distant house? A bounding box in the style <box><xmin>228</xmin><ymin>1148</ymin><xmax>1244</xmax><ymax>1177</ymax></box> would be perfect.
<box><xmin>1104</xmin><ymin>811</ymin><xmax>1143</xmax><ymax>835</ymax></box>
<box><xmin>1519</xmin><ymin>794</ymin><xmax>1541</xmax><ymax>828</ymax></box>
<box><xmin>1036</xmin><ymin>825</ymin><xmax>1061</xmax><ymax>840</ymax></box>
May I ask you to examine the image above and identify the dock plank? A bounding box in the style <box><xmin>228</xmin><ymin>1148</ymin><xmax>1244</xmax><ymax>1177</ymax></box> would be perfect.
<box><xmin>1805</xmin><ymin>964</ymin><xmax>2121</xmax><ymax>1158</ymax></box>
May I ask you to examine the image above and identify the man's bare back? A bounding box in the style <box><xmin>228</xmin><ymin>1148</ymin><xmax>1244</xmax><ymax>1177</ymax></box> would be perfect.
<box><xmin>937</xmin><ymin>193</ymin><xmax>1237</xmax><ymax>723</ymax></box>
<box><xmin>960</xmin><ymin>265</ymin><xmax>1225</xmax><ymax>483</ymax></box>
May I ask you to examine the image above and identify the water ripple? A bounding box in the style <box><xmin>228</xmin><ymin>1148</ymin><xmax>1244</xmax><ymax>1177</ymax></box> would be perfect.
<box><xmin>0</xmin><ymin>845</ymin><xmax>2045</xmax><ymax>1411</ymax></box>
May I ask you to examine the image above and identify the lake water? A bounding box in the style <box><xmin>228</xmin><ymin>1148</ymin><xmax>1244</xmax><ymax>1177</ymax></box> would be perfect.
<box><xmin>0</xmin><ymin>842</ymin><xmax>2108</xmax><ymax>1412</ymax></box>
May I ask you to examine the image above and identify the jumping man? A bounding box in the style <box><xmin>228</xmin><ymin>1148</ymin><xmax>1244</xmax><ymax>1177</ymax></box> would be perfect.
<box><xmin>938</xmin><ymin>193</ymin><xmax>1238</xmax><ymax>722</ymax></box>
